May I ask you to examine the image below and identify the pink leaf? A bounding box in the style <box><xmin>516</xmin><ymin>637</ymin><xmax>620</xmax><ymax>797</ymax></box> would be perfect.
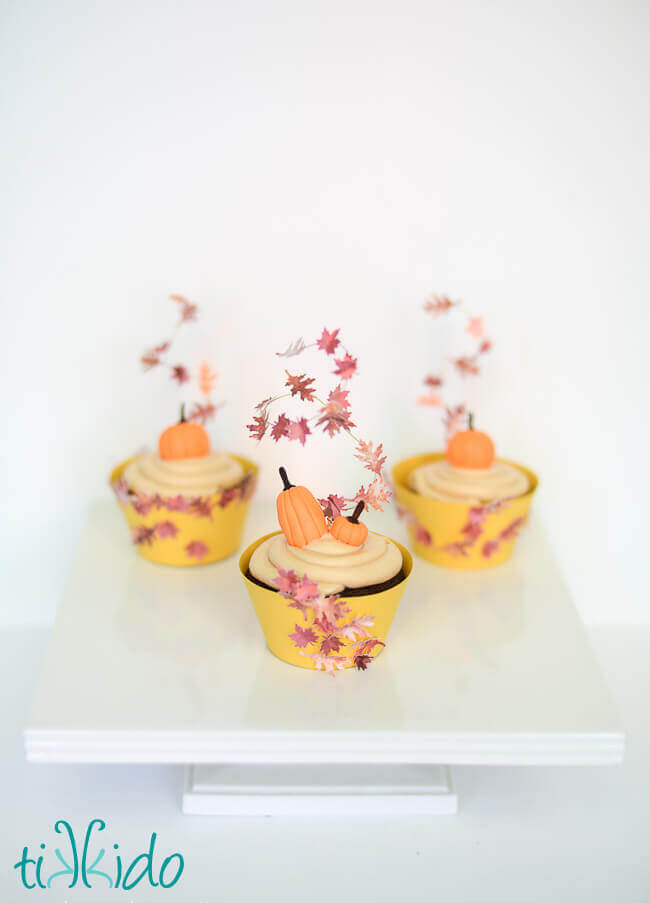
<box><xmin>155</xmin><ymin>520</ymin><xmax>179</xmax><ymax>538</ymax></box>
<box><xmin>132</xmin><ymin>525</ymin><xmax>157</xmax><ymax>546</ymax></box>
<box><xmin>185</xmin><ymin>540</ymin><xmax>209</xmax><ymax>560</ymax></box>
<box><xmin>317</xmin><ymin>327</ymin><xmax>341</xmax><ymax>356</ymax></box>
<box><xmin>112</xmin><ymin>478</ymin><xmax>132</xmax><ymax>505</ymax></box>
<box><xmin>352</xmin><ymin>477</ymin><xmax>391</xmax><ymax>512</ymax></box>
<box><xmin>466</xmin><ymin>316</ymin><xmax>485</xmax><ymax>338</ymax></box>
<box><xmin>188</xmin><ymin>401</ymin><xmax>222</xmax><ymax>425</ymax></box>
<box><xmin>354</xmin><ymin>440</ymin><xmax>387</xmax><ymax>476</ymax></box>
<box><xmin>165</xmin><ymin>495</ymin><xmax>188</xmax><ymax>512</ymax></box>
<box><xmin>318</xmin><ymin>494</ymin><xmax>347</xmax><ymax>520</ymax></box>
<box><xmin>320</xmin><ymin>635</ymin><xmax>343</xmax><ymax>655</ymax></box>
<box><xmin>299</xmin><ymin>651</ymin><xmax>347</xmax><ymax>675</ymax></box>
<box><xmin>289</xmin><ymin>624</ymin><xmax>318</xmax><ymax>648</ymax></box>
<box><xmin>333</xmin><ymin>353</ymin><xmax>358</xmax><ymax>380</ymax></box>
<box><xmin>247</xmin><ymin>411</ymin><xmax>269</xmax><ymax>441</ymax></box>
<box><xmin>170</xmin><ymin>364</ymin><xmax>190</xmax><ymax>385</ymax></box>
<box><xmin>273</xmin><ymin>568</ymin><xmax>299</xmax><ymax>597</ymax></box>
<box><xmin>418</xmin><ymin>392</ymin><xmax>443</xmax><ymax>407</ymax></box>
<box><xmin>287</xmin><ymin>417</ymin><xmax>311</xmax><ymax>445</ymax></box>
<box><xmin>454</xmin><ymin>355</ymin><xmax>480</xmax><ymax>377</ymax></box>
<box><xmin>285</xmin><ymin>371</ymin><xmax>316</xmax><ymax>402</ymax></box>
<box><xmin>170</xmin><ymin>294</ymin><xmax>198</xmax><ymax>323</ymax></box>
<box><xmin>270</xmin><ymin>413</ymin><xmax>291</xmax><ymax>442</ymax></box>
<box><xmin>423</xmin><ymin>294</ymin><xmax>457</xmax><ymax>315</ymax></box>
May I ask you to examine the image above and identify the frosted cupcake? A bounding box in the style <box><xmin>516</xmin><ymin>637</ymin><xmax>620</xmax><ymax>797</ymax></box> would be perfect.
<box><xmin>394</xmin><ymin>415</ymin><xmax>537</xmax><ymax>569</ymax></box>
<box><xmin>112</xmin><ymin>405</ymin><xmax>257</xmax><ymax>566</ymax></box>
<box><xmin>240</xmin><ymin>468</ymin><xmax>412</xmax><ymax>672</ymax></box>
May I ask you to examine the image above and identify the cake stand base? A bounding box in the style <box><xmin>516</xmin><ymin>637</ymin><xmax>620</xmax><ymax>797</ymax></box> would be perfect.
<box><xmin>183</xmin><ymin>763</ymin><xmax>457</xmax><ymax>815</ymax></box>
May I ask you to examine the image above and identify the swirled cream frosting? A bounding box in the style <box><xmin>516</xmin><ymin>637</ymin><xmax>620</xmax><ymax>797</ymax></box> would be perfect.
<box><xmin>123</xmin><ymin>451</ymin><xmax>244</xmax><ymax>497</ymax></box>
<box><xmin>249</xmin><ymin>532</ymin><xmax>403</xmax><ymax>596</ymax></box>
<box><xmin>408</xmin><ymin>459</ymin><xmax>529</xmax><ymax>503</ymax></box>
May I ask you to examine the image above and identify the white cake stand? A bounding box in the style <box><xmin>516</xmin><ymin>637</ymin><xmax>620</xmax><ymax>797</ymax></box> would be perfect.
<box><xmin>25</xmin><ymin>502</ymin><xmax>623</xmax><ymax>815</ymax></box>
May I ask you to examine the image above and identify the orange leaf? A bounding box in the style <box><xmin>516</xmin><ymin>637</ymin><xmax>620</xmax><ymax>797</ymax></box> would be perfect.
<box><xmin>199</xmin><ymin>361</ymin><xmax>218</xmax><ymax>398</ymax></box>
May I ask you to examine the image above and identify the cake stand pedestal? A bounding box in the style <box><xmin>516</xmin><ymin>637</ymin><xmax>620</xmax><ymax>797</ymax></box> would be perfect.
<box><xmin>25</xmin><ymin>502</ymin><xmax>623</xmax><ymax>815</ymax></box>
<box><xmin>183</xmin><ymin>764</ymin><xmax>456</xmax><ymax>815</ymax></box>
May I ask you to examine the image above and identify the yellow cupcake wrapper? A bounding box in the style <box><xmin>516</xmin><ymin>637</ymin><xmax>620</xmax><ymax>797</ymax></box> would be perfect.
<box><xmin>110</xmin><ymin>454</ymin><xmax>258</xmax><ymax>567</ymax></box>
<box><xmin>392</xmin><ymin>452</ymin><xmax>538</xmax><ymax>570</ymax></box>
<box><xmin>239</xmin><ymin>531</ymin><xmax>412</xmax><ymax>672</ymax></box>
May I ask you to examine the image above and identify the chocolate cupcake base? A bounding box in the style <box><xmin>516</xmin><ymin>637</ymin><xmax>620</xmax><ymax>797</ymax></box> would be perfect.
<box><xmin>245</xmin><ymin>567</ymin><xmax>406</xmax><ymax>597</ymax></box>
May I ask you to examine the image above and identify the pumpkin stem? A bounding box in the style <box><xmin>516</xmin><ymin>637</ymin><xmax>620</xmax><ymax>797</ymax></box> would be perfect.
<box><xmin>279</xmin><ymin>467</ymin><xmax>294</xmax><ymax>491</ymax></box>
<box><xmin>349</xmin><ymin>500</ymin><xmax>365</xmax><ymax>523</ymax></box>
<box><xmin>468</xmin><ymin>411</ymin><xmax>474</xmax><ymax>430</ymax></box>
<box><xmin>179</xmin><ymin>403</ymin><xmax>186</xmax><ymax>423</ymax></box>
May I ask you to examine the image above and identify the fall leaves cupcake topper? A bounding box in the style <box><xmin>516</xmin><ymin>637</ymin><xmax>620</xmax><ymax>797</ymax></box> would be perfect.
<box><xmin>417</xmin><ymin>294</ymin><xmax>493</xmax><ymax>440</ymax></box>
<box><xmin>249</xmin><ymin>327</ymin><xmax>391</xmax><ymax>522</ymax></box>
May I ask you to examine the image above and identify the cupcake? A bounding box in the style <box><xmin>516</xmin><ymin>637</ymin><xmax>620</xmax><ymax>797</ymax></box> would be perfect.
<box><xmin>394</xmin><ymin>414</ymin><xmax>537</xmax><ymax>569</ymax></box>
<box><xmin>112</xmin><ymin>404</ymin><xmax>257</xmax><ymax>566</ymax></box>
<box><xmin>240</xmin><ymin>467</ymin><xmax>411</xmax><ymax>672</ymax></box>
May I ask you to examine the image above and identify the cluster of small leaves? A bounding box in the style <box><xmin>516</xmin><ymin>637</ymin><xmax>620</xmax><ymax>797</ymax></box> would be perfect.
<box><xmin>274</xmin><ymin>568</ymin><xmax>385</xmax><ymax>674</ymax></box>
<box><xmin>247</xmin><ymin>327</ymin><xmax>391</xmax><ymax>512</ymax></box>
<box><xmin>112</xmin><ymin>471</ymin><xmax>257</xmax><ymax>517</ymax></box>
<box><xmin>139</xmin><ymin>295</ymin><xmax>223</xmax><ymax>424</ymax></box>
<box><xmin>398</xmin><ymin>498</ymin><xmax>525</xmax><ymax>559</ymax></box>
<box><xmin>419</xmin><ymin>296</ymin><xmax>493</xmax><ymax>436</ymax></box>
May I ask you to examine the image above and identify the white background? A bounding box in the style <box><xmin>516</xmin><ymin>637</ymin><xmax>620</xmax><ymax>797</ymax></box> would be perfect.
<box><xmin>1</xmin><ymin>0</ymin><xmax>649</xmax><ymax>627</ymax></box>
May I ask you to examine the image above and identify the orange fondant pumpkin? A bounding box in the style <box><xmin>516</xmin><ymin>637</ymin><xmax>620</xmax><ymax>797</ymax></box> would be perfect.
<box><xmin>446</xmin><ymin>412</ymin><xmax>495</xmax><ymax>469</ymax></box>
<box><xmin>330</xmin><ymin>500</ymin><xmax>368</xmax><ymax>546</ymax></box>
<box><xmin>159</xmin><ymin>404</ymin><xmax>210</xmax><ymax>460</ymax></box>
<box><xmin>277</xmin><ymin>467</ymin><xmax>328</xmax><ymax>548</ymax></box>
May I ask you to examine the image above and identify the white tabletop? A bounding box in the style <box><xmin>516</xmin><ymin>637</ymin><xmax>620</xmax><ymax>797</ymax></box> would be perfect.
<box><xmin>4</xmin><ymin>627</ymin><xmax>649</xmax><ymax>902</ymax></box>
<box><xmin>25</xmin><ymin>502</ymin><xmax>622</xmax><ymax>765</ymax></box>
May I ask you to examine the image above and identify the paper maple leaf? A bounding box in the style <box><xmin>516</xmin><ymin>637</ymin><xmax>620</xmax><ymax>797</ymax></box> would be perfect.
<box><xmin>317</xmin><ymin>327</ymin><xmax>340</xmax><ymax>356</ymax></box>
<box><xmin>185</xmin><ymin>540</ymin><xmax>209</xmax><ymax>560</ymax></box>
<box><xmin>318</xmin><ymin>494</ymin><xmax>347</xmax><ymax>520</ymax></box>
<box><xmin>443</xmin><ymin>405</ymin><xmax>467</xmax><ymax>437</ymax></box>
<box><xmin>336</xmin><ymin>615</ymin><xmax>374</xmax><ymax>642</ymax></box>
<box><xmin>424</xmin><ymin>374</ymin><xmax>442</xmax><ymax>388</ymax></box>
<box><xmin>316</xmin><ymin>387</ymin><xmax>355</xmax><ymax>437</ymax></box>
<box><xmin>171</xmin><ymin>364</ymin><xmax>190</xmax><ymax>385</ymax></box>
<box><xmin>353</xmin><ymin>477</ymin><xmax>391</xmax><ymax>511</ymax></box>
<box><xmin>276</xmin><ymin>337</ymin><xmax>307</xmax><ymax>358</ymax></box>
<box><xmin>289</xmin><ymin>624</ymin><xmax>318</xmax><ymax>648</ymax></box>
<box><xmin>188</xmin><ymin>401</ymin><xmax>221</xmax><ymax>425</ymax></box>
<box><xmin>300</xmin><ymin>651</ymin><xmax>347</xmax><ymax>676</ymax></box>
<box><xmin>354</xmin><ymin>440</ymin><xmax>386</xmax><ymax>476</ymax></box>
<box><xmin>246</xmin><ymin>411</ymin><xmax>269</xmax><ymax>440</ymax></box>
<box><xmin>292</xmin><ymin>574</ymin><xmax>320</xmax><ymax>603</ymax></box>
<box><xmin>320</xmin><ymin>635</ymin><xmax>343</xmax><ymax>655</ymax></box>
<box><xmin>466</xmin><ymin>316</ymin><xmax>485</xmax><ymax>338</ymax></box>
<box><xmin>423</xmin><ymin>294</ymin><xmax>457</xmax><ymax>315</ymax></box>
<box><xmin>285</xmin><ymin>371</ymin><xmax>316</xmax><ymax>402</ymax></box>
<box><xmin>170</xmin><ymin>294</ymin><xmax>198</xmax><ymax>323</ymax></box>
<box><xmin>274</xmin><ymin>568</ymin><xmax>299</xmax><ymax>597</ymax></box>
<box><xmin>141</xmin><ymin>350</ymin><xmax>161</xmax><ymax>370</ymax></box>
<box><xmin>155</xmin><ymin>521</ymin><xmax>179</xmax><ymax>539</ymax></box>
<box><xmin>270</xmin><ymin>413</ymin><xmax>291</xmax><ymax>442</ymax></box>
<box><xmin>287</xmin><ymin>417</ymin><xmax>311</xmax><ymax>445</ymax></box>
<box><xmin>454</xmin><ymin>355</ymin><xmax>480</xmax><ymax>377</ymax></box>
<box><xmin>418</xmin><ymin>392</ymin><xmax>443</xmax><ymax>407</ymax></box>
<box><xmin>199</xmin><ymin>362</ymin><xmax>218</xmax><ymax>398</ymax></box>
<box><xmin>333</xmin><ymin>353</ymin><xmax>357</xmax><ymax>380</ymax></box>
